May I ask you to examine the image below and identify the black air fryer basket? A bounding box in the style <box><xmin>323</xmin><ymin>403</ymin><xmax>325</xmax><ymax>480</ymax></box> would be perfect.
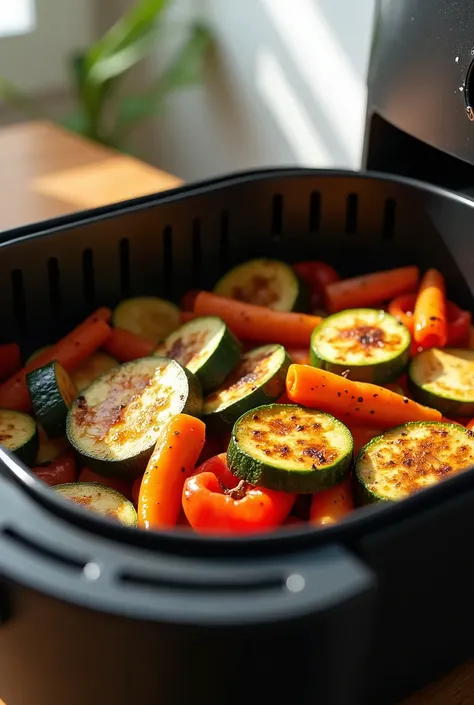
<box><xmin>1</xmin><ymin>168</ymin><xmax>474</xmax><ymax>705</ymax></box>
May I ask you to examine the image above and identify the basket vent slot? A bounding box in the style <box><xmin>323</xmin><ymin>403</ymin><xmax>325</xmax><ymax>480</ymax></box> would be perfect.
<box><xmin>11</xmin><ymin>269</ymin><xmax>26</xmax><ymax>331</ymax></box>
<box><xmin>82</xmin><ymin>249</ymin><xmax>95</xmax><ymax>309</ymax></box>
<box><xmin>118</xmin><ymin>571</ymin><xmax>284</xmax><ymax>594</ymax></box>
<box><xmin>162</xmin><ymin>225</ymin><xmax>173</xmax><ymax>297</ymax></box>
<box><xmin>219</xmin><ymin>209</ymin><xmax>230</xmax><ymax>268</ymax></box>
<box><xmin>47</xmin><ymin>257</ymin><xmax>61</xmax><ymax>319</ymax></box>
<box><xmin>119</xmin><ymin>238</ymin><xmax>130</xmax><ymax>297</ymax></box>
<box><xmin>382</xmin><ymin>198</ymin><xmax>397</xmax><ymax>240</ymax></box>
<box><xmin>2</xmin><ymin>526</ymin><xmax>86</xmax><ymax>571</ymax></box>
<box><xmin>309</xmin><ymin>191</ymin><xmax>321</xmax><ymax>233</ymax></box>
<box><xmin>345</xmin><ymin>193</ymin><xmax>358</xmax><ymax>234</ymax></box>
<box><xmin>271</xmin><ymin>193</ymin><xmax>284</xmax><ymax>240</ymax></box>
<box><xmin>191</xmin><ymin>218</ymin><xmax>202</xmax><ymax>287</ymax></box>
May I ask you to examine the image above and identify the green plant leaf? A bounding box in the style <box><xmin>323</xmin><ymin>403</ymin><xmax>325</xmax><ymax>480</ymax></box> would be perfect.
<box><xmin>84</xmin><ymin>0</ymin><xmax>171</xmax><ymax>82</ymax></box>
<box><xmin>87</xmin><ymin>27</ymin><xmax>157</xmax><ymax>84</ymax></box>
<box><xmin>115</xmin><ymin>22</ymin><xmax>211</xmax><ymax>130</ymax></box>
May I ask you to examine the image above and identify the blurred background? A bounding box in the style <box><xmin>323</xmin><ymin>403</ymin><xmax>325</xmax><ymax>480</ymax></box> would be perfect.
<box><xmin>0</xmin><ymin>0</ymin><xmax>376</xmax><ymax>181</ymax></box>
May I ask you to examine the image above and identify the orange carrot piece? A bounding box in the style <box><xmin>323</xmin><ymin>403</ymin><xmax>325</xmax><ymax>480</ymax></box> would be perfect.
<box><xmin>287</xmin><ymin>348</ymin><xmax>311</xmax><ymax>365</ymax></box>
<box><xmin>0</xmin><ymin>317</ymin><xmax>111</xmax><ymax>412</ymax></box>
<box><xmin>138</xmin><ymin>414</ymin><xmax>206</xmax><ymax>530</ymax></box>
<box><xmin>413</xmin><ymin>269</ymin><xmax>447</xmax><ymax>348</ymax></box>
<box><xmin>350</xmin><ymin>426</ymin><xmax>383</xmax><ymax>456</ymax></box>
<box><xmin>388</xmin><ymin>293</ymin><xmax>416</xmax><ymax>334</ymax></box>
<box><xmin>310</xmin><ymin>477</ymin><xmax>354</xmax><ymax>526</ymax></box>
<box><xmin>0</xmin><ymin>344</ymin><xmax>21</xmax><ymax>381</ymax></box>
<box><xmin>193</xmin><ymin>291</ymin><xmax>321</xmax><ymax>346</ymax></box>
<box><xmin>286</xmin><ymin>364</ymin><xmax>442</xmax><ymax>428</ymax></box>
<box><xmin>325</xmin><ymin>266</ymin><xmax>419</xmax><ymax>313</ymax></box>
<box><xmin>467</xmin><ymin>418</ymin><xmax>474</xmax><ymax>431</ymax></box>
<box><xmin>103</xmin><ymin>327</ymin><xmax>155</xmax><ymax>362</ymax></box>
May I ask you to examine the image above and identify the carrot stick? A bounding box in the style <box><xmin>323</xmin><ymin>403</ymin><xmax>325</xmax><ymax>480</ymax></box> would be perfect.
<box><xmin>138</xmin><ymin>414</ymin><xmax>206</xmax><ymax>530</ymax></box>
<box><xmin>325</xmin><ymin>266</ymin><xmax>419</xmax><ymax>313</ymax></box>
<box><xmin>413</xmin><ymin>269</ymin><xmax>447</xmax><ymax>348</ymax></box>
<box><xmin>388</xmin><ymin>293</ymin><xmax>416</xmax><ymax>334</ymax></box>
<box><xmin>287</xmin><ymin>348</ymin><xmax>311</xmax><ymax>365</ymax></box>
<box><xmin>310</xmin><ymin>477</ymin><xmax>354</xmax><ymax>526</ymax></box>
<box><xmin>286</xmin><ymin>364</ymin><xmax>442</xmax><ymax>427</ymax></box>
<box><xmin>194</xmin><ymin>291</ymin><xmax>321</xmax><ymax>346</ymax></box>
<box><xmin>0</xmin><ymin>317</ymin><xmax>111</xmax><ymax>412</ymax></box>
<box><xmin>103</xmin><ymin>327</ymin><xmax>155</xmax><ymax>362</ymax></box>
<box><xmin>349</xmin><ymin>426</ymin><xmax>383</xmax><ymax>456</ymax></box>
<box><xmin>467</xmin><ymin>418</ymin><xmax>474</xmax><ymax>431</ymax></box>
<box><xmin>0</xmin><ymin>344</ymin><xmax>21</xmax><ymax>380</ymax></box>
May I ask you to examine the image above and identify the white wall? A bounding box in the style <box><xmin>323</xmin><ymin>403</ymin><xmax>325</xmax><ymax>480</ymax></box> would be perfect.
<box><xmin>153</xmin><ymin>0</ymin><xmax>376</xmax><ymax>181</ymax></box>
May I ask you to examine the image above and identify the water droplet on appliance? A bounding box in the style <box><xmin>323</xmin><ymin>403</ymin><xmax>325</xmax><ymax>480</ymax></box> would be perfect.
<box><xmin>455</xmin><ymin>56</ymin><xmax>460</xmax><ymax>63</ymax></box>
<box><xmin>460</xmin><ymin>86</ymin><xmax>464</xmax><ymax>92</ymax></box>
<box><xmin>286</xmin><ymin>574</ymin><xmax>305</xmax><ymax>593</ymax></box>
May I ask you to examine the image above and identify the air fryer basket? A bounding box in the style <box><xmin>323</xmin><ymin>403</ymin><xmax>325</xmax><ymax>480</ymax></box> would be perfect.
<box><xmin>1</xmin><ymin>168</ymin><xmax>474</xmax><ymax>705</ymax></box>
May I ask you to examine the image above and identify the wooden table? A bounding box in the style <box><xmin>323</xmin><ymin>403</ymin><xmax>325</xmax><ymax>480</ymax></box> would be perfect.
<box><xmin>0</xmin><ymin>120</ymin><xmax>182</xmax><ymax>231</ymax></box>
<box><xmin>0</xmin><ymin>120</ymin><xmax>472</xmax><ymax>705</ymax></box>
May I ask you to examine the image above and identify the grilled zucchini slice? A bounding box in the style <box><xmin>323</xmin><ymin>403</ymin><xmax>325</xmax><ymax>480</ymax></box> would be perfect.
<box><xmin>0</xmin><ymin>409</ymin><xmax>38</xmax><ymax>466</ymax></box>
<box><xmin>227</xmin><ymin>404</ymin><xmax>353</xmax><ymax>493</ymax></box>
<box><xmin>67</xmin><ymin>357</ymin><xmax>202</xmax><ymax>478</ymax></box>
<box><xmin>214</xmin><ymin>258</ymin><xmax>308</xmax><ymax>312</ymax></box>
<box><xmin>356</xmin><ymin>421</ymin><xmax>474</xmax><ymax>503</ymax></box>
<box><xmin>27</xmin><ymin>362</ymin><xmax>78</xmax><ymax>438</ymax></box>
<box><xmin>310</xmin><ymin>308</ymin><xmax>410</xmax><ymax>384</ymax></box>
<box><xmin>55</xmin><ymin>482</ymin><xmax>137</xmax><ymax>526</ymax></box>
<box><xmin>203</xmin><ymin>344</ymin><xmax>291</xmax><ymax>430</ymax></box>
<box><xmin>408</xmin><ymin>348</ymin><xmax>474</xmax><ymax>417</ymax></box>
<box><xmin>155</xmin><ymin>316</ymin><xmax>241</xmax><ymax>393</ymax></box>
<box><xmin>113</xmin><ymin>297</ymin><xmax>180</xmax><ymax>343</ymax></box>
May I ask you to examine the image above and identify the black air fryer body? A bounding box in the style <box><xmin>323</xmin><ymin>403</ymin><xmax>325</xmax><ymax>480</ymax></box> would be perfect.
<box><xmin>365</xmin><ymin>0</ymin><xmax>474</xmax><ymax>193</ymax></box>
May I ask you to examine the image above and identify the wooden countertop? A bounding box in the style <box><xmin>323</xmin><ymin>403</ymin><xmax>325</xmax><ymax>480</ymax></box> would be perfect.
<box><xmin>0</xmin><ymin>120</ymin><xmax>471</xmax><ymax>705</ymax></box>
<box><xmin>0</xmin><ymin>120</ymin><xmax>182</xmax><ymax>231</ymax></box>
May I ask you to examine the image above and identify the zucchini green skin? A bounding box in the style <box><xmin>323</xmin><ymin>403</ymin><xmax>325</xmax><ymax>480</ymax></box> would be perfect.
<box><xmin>203</xmin><ymin>345</ymin><xmax>291</xmax><ymax>432</ymax></box>
<box><xmin>156</xmin><ymin>316</ymin><xmax>241</xmax><ymax>393</ymax></box>
<box><xmin>55</xmin><ymin>482</ymin><xmax>138</xmax><ymax>527</ymax></box>
<box><xmin>66</xmin><ymin>357</ymin><xmax>202</xmax><ymax>479</ymax></box>
<box><xmin>355</xmin><ymin>421</ymin><xmax>474</xmax><ymax>503</ymax></box>
<box><xmin>408</xmin><ymin>349</ymin><xmax>474</xmax><ymax>417</ymax></box>
<box><xmin>113</xmin><ymin>296</ymin><xmax>180</xmax><ymax>343</ymax></box>
<box><xmin>310</xmin><ymin>309</ymin><xmax>410</xmax><ymax>384</ymax></box>
<box><xmin>27</xmin><ymin>362</ymin><xmax>77</xmax><ymax>439</ymax></box>
<box><xmin>214</xmin><ymin>258</ymin><xmax>309</xmax><ymax>312</ymax></box>
<box><xmin>227</xmin><ymin>403</ymin><xmax>353</xmax><ymax>493</ymax></box>
<box><xmin>0</xmin><ymin>409</ymin><xmax>38</xmax><ymax>466</ymax></box>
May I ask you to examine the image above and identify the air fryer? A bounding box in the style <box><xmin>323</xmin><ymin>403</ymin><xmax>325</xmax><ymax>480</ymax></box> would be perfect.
<box><xmin>364</xmin><ymin>0</ymin><xmax>474</xmax><ymax>195</ymax></box>
<box><xmin>1</xmin><ymin>3</ymin><xmax>474</xmax><ymax>705</ymax></box>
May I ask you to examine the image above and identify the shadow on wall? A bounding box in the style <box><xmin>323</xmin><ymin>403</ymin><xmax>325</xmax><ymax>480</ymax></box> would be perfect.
<box><xmin>151</xmin><ymin>0</ymin><xmax>375</xmax><ymax>181</ymax></box>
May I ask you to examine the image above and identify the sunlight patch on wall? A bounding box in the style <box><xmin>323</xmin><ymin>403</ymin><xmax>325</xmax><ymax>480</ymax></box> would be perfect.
<box><xmin>259</xmin><ymin>0</ymin><xmax>368</xmax><ymax>167</ymax></box>
<box><xmin>255</xmin><ymin>46</ymin><xmax>334</xmax><ymax>166</ymax></box>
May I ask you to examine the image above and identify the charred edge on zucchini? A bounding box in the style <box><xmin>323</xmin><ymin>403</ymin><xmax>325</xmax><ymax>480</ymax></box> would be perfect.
<box><xmin>27</xmin><ymin>362</ymin><xmax>78</xmax><ymax>439</ymax></box>
<box><xmin>203</xmin><ymin>344</ymin><xmax>291</xmax><ymax>430</ymax></box>
<box><xmin>0</xmin><ymin>409</ymin><xmax>38</xmax><ymax>466</ymax></box>
<box><xmin>55</xmin><ymin>482</ymin><xmax>137</xmax><ymax>526</ymax></box>
<box><xmin>408</xmin><ymin>348</ymin><xmax>474</xmax><ymax>417</ymax></box>
<box><xmin>310</xmin><ymin>308</ymin><xmax>410</xmax><ymax>384</ymax></box>
<box><xmin>228</xmin><ymin>403</ymin><xmax>353</xmax><ymax>493</ymax></box>
<box><xmin>66</xmin><ymin>357</ymin><xmax>202</xmax><ymax>478</ymax></box>
<box><xmin>355</xmin><ymin>421</ymin><xmax>474</xmax><ymax>503</ymax></box>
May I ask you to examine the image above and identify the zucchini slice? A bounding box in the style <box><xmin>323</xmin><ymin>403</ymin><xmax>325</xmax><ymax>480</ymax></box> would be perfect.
<box><xmin>0</xmin><ymin>409</ymin><xmax>38</xmax><ymax>466</ymax></box>
<box><xmin>55</xmin><ymin>482</ymin><xmax>137</xmax><ymax>527</ymax></box>
<box><xmin>355</xmin><ymin>421</ymin><xmax>474</xmax><ymax>503</ymax></box>
<box><xmin>214</xmin><ymin>258</ymin><xmax>308</xmax><ymax>312</ymax></box>
<box><xmin>70</xmin><ymin>352</ymin><xmax>118</xmax><ymax>392</ymax></box>
<box><xmin>27</xmin><ymin>362</ymin><xmax>78</xmax><ymax>438</ymax></box>
<box><xmin>408</xmin><ymin>348</ymin><xmax>474</xmax><ymax>417</ymax></box>
<box><xmin>155</xmin><ymin>316</ymin><xmax>241</xmax><ymax>393</ymax></box>
<box><xmin>203</xmin><ymin>344</ymin><xmax>291</xmax><ymax>430</ymax></box>
<box><xmin>35</xmin><ymin>425</ymin><xmax>70</xmax><ymax>465</ymax></box>
<box><xmin>227</xmin><ymin>404</ymin><xmax>353</xmax><ymax>493</ymax></box>
<box><xmin>113</xmin><ymin>297</ymin><xmax>180</xmax><ymax>343</ymax></box>
<box><xmin>310</xmin><ymin>308</ymin><xmax>410</xmax><ymax>384</ymax></box>
<box><xmin>67</xmin><ymin>357</ymin><xmax>202</xmax><ymax>478</ymax></box>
